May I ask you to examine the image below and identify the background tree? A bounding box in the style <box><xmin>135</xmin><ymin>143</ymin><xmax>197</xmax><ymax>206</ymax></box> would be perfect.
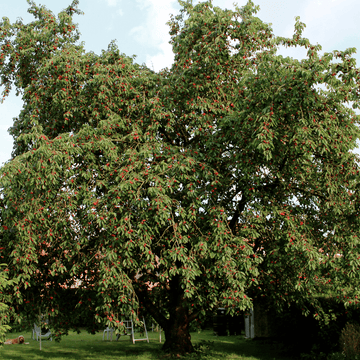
<box><xmin>1</xmin><ymin>0</ymin><xmax>360</xmax><ymax>354</ymax></box>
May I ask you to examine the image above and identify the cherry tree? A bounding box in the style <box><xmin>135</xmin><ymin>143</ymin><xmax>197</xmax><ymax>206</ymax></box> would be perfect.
<box><xmin>1</xmin><ymin>0</ymin><xmax>360</xmax><ymax>354</ymax></box>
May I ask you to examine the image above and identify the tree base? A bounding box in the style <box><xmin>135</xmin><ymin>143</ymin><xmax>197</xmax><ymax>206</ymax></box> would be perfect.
<box><xmin>161</xmin><ymin>328</ymin><xmax>194</xmax><ymax>355</ymax></box>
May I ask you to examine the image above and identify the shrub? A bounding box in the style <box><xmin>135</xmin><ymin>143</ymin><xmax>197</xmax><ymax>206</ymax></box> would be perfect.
<box><xmin>340</xmin><ymin>322</ymin><xmax>360</xmax><ymax>358</ymax></box>
<box><xmin>327</xmin><ymin>352</ymin><xmax>360</xmax><ymax>360</ymax></box>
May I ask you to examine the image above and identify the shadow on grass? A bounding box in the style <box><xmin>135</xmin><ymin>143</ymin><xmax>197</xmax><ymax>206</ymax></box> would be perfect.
<box><xmin>190</xmin><ymin>332</ymin><xmax>297</xmax><ymax>360</ymax></box>
<box><xmin>1</xmin><ymin>330</ymin><xmax>296</xmax><ymax>360</ymax></box>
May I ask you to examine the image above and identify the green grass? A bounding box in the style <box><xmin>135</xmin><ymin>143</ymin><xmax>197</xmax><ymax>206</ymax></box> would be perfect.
<box><xmin>1</xmin><ymin>329</ymin><xmax>296</xmax><ymax>360</ymax></box>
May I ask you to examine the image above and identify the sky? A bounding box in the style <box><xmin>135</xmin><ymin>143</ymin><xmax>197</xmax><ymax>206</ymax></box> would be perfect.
<box><xmin>0</xmin><ymin>0</ymin><xmax>359</xmax><ymax>165</ymax></box>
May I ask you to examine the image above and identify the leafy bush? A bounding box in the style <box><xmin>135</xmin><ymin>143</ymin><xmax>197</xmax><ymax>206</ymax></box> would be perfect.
<box><xmin>190</xmin><ymin>340</ymin><xmax>214</xmax><ymax>360</ymax></box>
<box><xmin>340</xmin><ymin>322</ymin><xmax>360</xmax><ymax>358</ymax></box>
<box><xmin>327</xmin><ymin>352</ymin><xmax>347</xmax><ymax>360</ymax></box>
<box><xmin>299</xmin><ymin>350</ymin><xmax>328</xmax><ymax>360</ymax></box>
<box><xmin>258</xmin><ymin>298</ymin><xmax>345</xmax><ymax>356</ymax></box>
<box><xmin>327</xmin><ymin>352</ymin><xmax>360</xmax><ymax>360</ymax></box>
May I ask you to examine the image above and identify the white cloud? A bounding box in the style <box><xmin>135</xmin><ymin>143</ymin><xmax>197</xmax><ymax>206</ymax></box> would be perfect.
<box><xmin>105</xmin><ymin>0</ymin><xmax>119</xmax><ymax>7</ymax></box>
<box><xmin>146</xmin><ymin>41</ymin><xmax>175</xmax><ymax>72</ymax></box>
<box><xmin>0</xmin><ymin>96</ymin><xmax>20</xmax><ymax>164</ymax></box>
<box><xmin>130</xmin><ymin>25</ymin><xmax>147</xmax><ymax>45</ymax></box>
<box><xmin>132</xmin><ymin>0</ymin><xmax>254</xmax><ymax>71</ymax></box>
<box><xmin>133</xmin><ymin>0</ymin><xmax>178</xmax><ymax>48</ymax></box>
<box><xmin>301</xmin><ymin>0</ymin><xmax>359</xmax><ymax>51</ymax></box>
<box><xmin>134</xmin><ymin>0</ymin><xmax>148</xmax><ymax>11</ymax></box>
<box><xmin>103</xmin><ymin>0</ymin><xmax>123</xmax><ymax>17</ymax></box>
<box><xmin>130</xmin><ymin>0</ymin><xmax>179</xmax><ymax>71</ymax></box>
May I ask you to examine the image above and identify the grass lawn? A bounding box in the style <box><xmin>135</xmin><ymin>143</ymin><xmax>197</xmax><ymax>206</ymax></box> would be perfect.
<box><xmin>1</xmin><ymin>329</ymin><xmax>296</xmax><ymax>360</ymax></box>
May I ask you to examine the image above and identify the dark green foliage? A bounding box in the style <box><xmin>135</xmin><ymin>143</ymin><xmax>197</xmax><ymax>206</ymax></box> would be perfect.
<box><xmin>255</xmin><ymin>299</ymin><xmax>360</xmax><ymax>358</ymax></box>
<box><xmin>0</xmin><ymin>264</ymin><xmax>13</xmax><ymax>344</ymax></box>
<box><xmin>340</xmin><ymin>322</ymin><xmax>360</xmax><ymax>358</ymax></box>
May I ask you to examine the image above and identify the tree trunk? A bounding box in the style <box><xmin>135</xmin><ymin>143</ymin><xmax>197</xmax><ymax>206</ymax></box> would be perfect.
<box><xmin>134</xmin><ymin>276</ymin><xmax>196</xmax><ymax>354</ymax></box>
<box><xmin>162</xmin><ymin>305</ymin><xmax>194</xmax><ymax>354</ymax></box>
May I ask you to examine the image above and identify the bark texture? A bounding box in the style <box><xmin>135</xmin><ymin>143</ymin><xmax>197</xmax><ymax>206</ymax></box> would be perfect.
<box><xmin>162</xmin><ymin>305</ymin><xmax>194</xmax><ymax>354</ymax></box>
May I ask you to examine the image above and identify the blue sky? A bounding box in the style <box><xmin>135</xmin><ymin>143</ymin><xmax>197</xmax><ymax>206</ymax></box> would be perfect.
<box><xmin>0</xmin><ymin>0</ymin><xmax>359</xmax><ymax>164</ymax></box>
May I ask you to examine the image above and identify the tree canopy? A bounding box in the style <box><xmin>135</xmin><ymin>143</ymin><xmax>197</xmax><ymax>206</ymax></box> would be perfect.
<box><xmin>1</xmin><ymin>0</ymin><xmax>360</xmax><ymax>354</ymax></box>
